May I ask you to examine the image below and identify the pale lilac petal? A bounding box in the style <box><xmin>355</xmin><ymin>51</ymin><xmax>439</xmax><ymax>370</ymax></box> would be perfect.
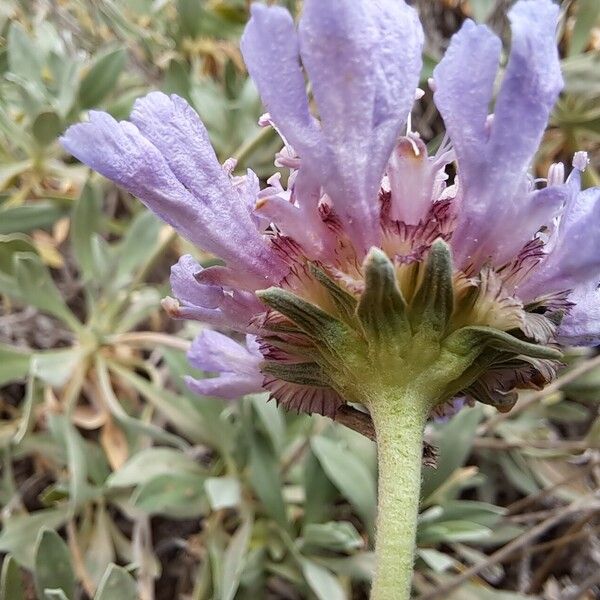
<box><xmin>185</xmin><ymin>331</ymin><xmax>263</xmax><ymax>399</ymax></box>
<box><xmin>166</xmin><ymin>290</ymin><xmax>262</xmax><ymax>333</ymax></box>
<box><xmin>369</xmin><ymin>1</ymin><xmax>424</xmax><ymax>143</ymax></box>
<box><xmin>166</xmin><ymin>256</ymin><xmax>264</xmax><ymax>333</ymax></box>
<box><xmin>240</xmin><ymin>4</ymin><xmax>321</xmax><ymax>155</ymax></box>
<box><xmin>557</xmin><ymin>282</ymin><xmax>600</xmax><ymax>346</ymax></box>
<box><xmin>237</xmin><ymin>169</ymin><xmax>263</xmax><ymax>227</ymax></box>
<box><xmin>61</xmin><ymin>95</ymin><xmax>287</xmax><ymax>286</ymax></box>
<box><xmin>188</xmin><ymin>330</ymin><xmax>261</xmax><ymax>373</ymax></box>
<box><xmin>242</xmin><ymin>0</ymin><xmax>423</xmax><ymax>253</ymax></box>
<box><xmin>61</xmin><ymin>111</ymin><xmax>205</xmax><ymax>240</ymax></box>
<box><xmin>573</xmin><ymin>151</ymin><xmax>589</xmax><ymax>171</ymax></box>
<box><xmin>490</xmin><ymin>0</ymin><xmax>563</xmax><ymax>183</ymax></box>
<box><xmin>433</xmin><ymin>20</ymin><xmax>501</xmax><ymax>189</ymax></box>
<box><xmin>169</xmin><ymin>303</ymin><xmax>232</xmax><ymax>328</ymax></box>
<box><xmin>245</xmin><ymin>334</ymin><xmax>262</xmax><ymax>356</ymax></box>
<box><xmin>218</xmin><ymin>291</ymin><xmax>264</xmax><ymax>329</ymax></box>
<box><xmin>434</xmin><ymin>0</ymin><xmax>563</xmax><ymax>268</ymax></box>
<box><xmin>521</xmin><ymin>185</ymin><xmax>600</xmax><ymax>298</ymax></box>
<box><xmin>167</xmin><ymin>303</ymin><xmax>251</xmax><ymax>332</ymax></box>
<box><xmin>255</xmin><ymin>194</ymin><xmax>334</xmax><ymax>260</ymax></box>
<box><xmin>131</xmin><ymin>93</ymin><xmax>237</xmax><ymax>210</ymax></box>
<box><xmin>240</xmin><ymin>4</ymin><xmax>330</xmax><ymax>247</ymax></box>
<box><xmin>170</xmin><ymin>255</ymin><xmax>222</xmax><ymax>310</ymax></box>
<box><xmin>186</xmin><ymin>374</ymin><xmax>262</xmax><ymax>399</ymax></box>
<box><xmin>486</xmin><ymin>182</ymin><xmax>566</xmax><ymax>271</ymax></box>
<box><xmin>386</xmin><ymin>135</ymin><xmax>451</xmax><ymax>224</ymax></box>
<box><xmin>298</xmin><ymin>0</ymin><xmax>423</xmax><ymax>251</ymax></box>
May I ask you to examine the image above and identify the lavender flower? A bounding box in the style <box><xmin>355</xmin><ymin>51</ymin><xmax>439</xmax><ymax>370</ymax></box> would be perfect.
<box><xmin>62</xmin><ymin>2</ymin><xmax>600</xmax><ymax>596</ymax></box>
<box><xmin>62</xmin><ymin>0</ymin><xmax>598</xmax><ymax>421</ymax></box>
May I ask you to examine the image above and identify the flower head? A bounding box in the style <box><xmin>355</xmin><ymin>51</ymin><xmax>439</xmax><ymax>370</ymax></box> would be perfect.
<box><xmin>62</xmin><ymin>0</ymin><xmax>600</xmax><ymax>419</ymax></box>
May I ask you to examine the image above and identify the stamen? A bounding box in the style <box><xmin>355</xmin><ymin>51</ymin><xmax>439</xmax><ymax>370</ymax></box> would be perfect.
<box><xmin>222</xmin><ymin>157</ymin><xmax>238</xmax><ymax>175</ymax></box>
<box><xmin>406</xmin><ymin>89</ymin><xmax>425</xmax><ymax>135</ymax></box>
<box><xmin>406</xmin><ymin>132</ymin><xmax>421</xmax><ymax>156</ymax></box>
<box><xmin>573</xmin><ymin>151</ymin><xmax>589</xmax><ymax>171</ymax></box>
<box><xmin>258</xmin><ymin>112</ymin><xmax>271</xmax><ymax>128</ymax></box>
<box><xmin>547</xmin><ymin>162</ymin><xmax>564</xmax><ymax>187</ymax></box>
<box><xmin>484</xmin><ymin>114</ymin><xmax>495</xmax><ymax>137</ymax></box>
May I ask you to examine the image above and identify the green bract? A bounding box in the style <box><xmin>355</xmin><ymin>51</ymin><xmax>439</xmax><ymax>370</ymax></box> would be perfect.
<box><xmin>258</xmin><ymin>241</ymin><xmax>561</xmax><ymax>416</ymax></box>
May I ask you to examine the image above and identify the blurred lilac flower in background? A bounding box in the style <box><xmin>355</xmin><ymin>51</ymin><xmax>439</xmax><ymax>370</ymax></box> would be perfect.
<box><xmin>62</xmin><ymin>0</ymin><xmax>600</xmax><ymax>418</ymax></box>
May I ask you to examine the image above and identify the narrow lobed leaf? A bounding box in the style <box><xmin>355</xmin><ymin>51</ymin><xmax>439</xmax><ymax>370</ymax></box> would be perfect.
<box><xmin>310</xmin><ymin>263</ymin><xmax>358</xmax><ymax>323</ymax></box>
<box><xmin>34</xmin><ymin>529</ymin><xmax>75</xmax><ymax>600</ymax></box>
<box><xmin>447</xmin><ymin>325</ymin><xmax>562</xmax><ymax>361</ymax></box>
<box><xmin>261</xmin><ymin>361</ymin><xmax>332</xmax><ymax>388</ymax></box>
<box><xmin>410</xmin><ymin>240</ymin><xmax>454</xmax><ymax>336</ymax></box>
<box><xmin>94</xmin><ymin>564</ymin><xmax>137</xmax><ymax>600</ymax></box>
<box><xmin>0</xmin><ymin>555</ymin><xmax>24</xmax><ymax>600</ymax></box>
<box><xmin>257</xmin><ymin>288</ymin><xmax>351</xmax><ymax>361</ymax></box>
<box><xmin>357</xmin><ymin>248</ymin><xmax>410</xmax><ymax>343</ymax></box>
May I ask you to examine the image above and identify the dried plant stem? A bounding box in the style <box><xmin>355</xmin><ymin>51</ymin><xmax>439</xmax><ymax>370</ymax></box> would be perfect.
<box><xmin>506</xmin><ymin>458</ymin><xmax>598</xmax><ymax>515</ymax></box>
<box><xmin>368</xmin><ymin>389</ymin><xmax>431</xmax><ymax>600</ymax></box>
<box><xmin>335</xmin><ymin>405</ymin><xmax>376</xmax><ymax>440</ymax></box>
<box><xmin>66</xmin><ymin>520</ymin><xmax>95</xmax><ymax>598</ymax></box>
<box><xmin>333</xmin><ymin>405</ymin><xmax>439</xmax><ymax>467</ymax></box>
<box><xmin>108</xmin><ymin>331</ymin><xmax>191</xmax><ymax>351</ymax></box>
<box><xmin>527</xmin><ymin>515</ymin><xmax>590</xmax><ymax>593</ymax></box>
<box><xmin>419</xmin><ymin>496</ymin><xmax>599</xmax><ymax>599</ymax></box>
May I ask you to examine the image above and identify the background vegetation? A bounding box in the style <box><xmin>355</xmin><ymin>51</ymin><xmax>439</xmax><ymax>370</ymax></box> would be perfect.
<box><xmin>0</xmin><ymin>0</ymin><xmax>599</xmax><ymax>598</ymax></box>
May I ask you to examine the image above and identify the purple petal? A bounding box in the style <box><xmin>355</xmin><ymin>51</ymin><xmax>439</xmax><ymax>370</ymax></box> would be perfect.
<box><xmin>433</xmin><ymin>20</ymin><xmax>501</xmax><ymax>188</ymax></box>
<box><xmin>240</xmin><ymin>4</ymin><xmax>321</xmax><ymax>155</ymax></box>
<box><xmin>170</xmin><ymin>255</ymin><xmax>222</xmax><ymax>310</ymax></box>
<box><xmin>165</xmin><ymin>288</ymin><xmax>263</xmax><ymax>333</ymax></box>
<box><xmin>255</xmin><ymin>192</ymin><xmax>334</xmax><ymax>260</ymax></box>
<box><xmin>165</xmin><ymin>300</ymin><xmax>253</xmax><ymax>332</ymax></box>
<box><xmin>130</xmin><ymin>93</ymin><xmax>236</xmax><ymax>210</ymax></box>
<box><xmin>521</xmin><ymin>185</ymin><xmax>600</xmax><ymax>298</ymax></box>
<box><xmin>61</xmin><ymin>94</ymin><xmax>287</xmax><ymax>286</ymax></box>
<box><xmin>188</xmin><ymin>330</ymin><xmax>261</xmax><ymax>374</ymax></box>
<box><xmin>557</xmin><ymin>282</ymin><xmax>600</xmax><ymax>346</ymax></box>
<box><xmin>186</xmin><ymin>373</ymin><xmax>262</xmax><ymax>400</ymax></box>
<box><xmin>242</xmin><ymin>0</ymin><xmax>423</xmax><ymax>254</ymax></box>
<box><xmin>434</xmin><ymin>0</ymin><xmax>563</xmax><ymax>268</ymax></box>
<box><xmin>298</xmin><ymin>0</ymin><xmax>423</xmax><ymax>251</ymax></box>
<box><xmin>167</xmin><ymin>257</ymin><xmax>265</xmax><ymax>333</ymax></box>
<box><xmin>240</xmin><ymin>3</ymin><xmax>330</xmax><ymax>249</ymax></box>
<box><xmin>368</xmin><ymin>0</ymin><xmax>424</xmax><ymax>144</ymax></box>
<box><xmin>185</xmin><ymin>331</ymin><xmax>263</xmax><ymax>399</ymax></box>
<box><xmin>386</xmin><ymin>135</ymin><xmax>451</xmax><ymax>224</ymax></box>
<box><xmin>61</xmin><ymin>111</ymin><xmax>202</xmax><ymax>237</ymax></box>
<box><xmin>491</xmin><ymin>0</ymin><xmax>563</xmax><ymax>183</ymax></box>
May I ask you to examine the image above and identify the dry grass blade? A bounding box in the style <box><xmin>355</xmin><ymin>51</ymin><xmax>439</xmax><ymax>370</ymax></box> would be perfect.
<box><xmin>418</xmin><ymin>496</ymin><xmax>600</xmax><ymax>599</ymax></box>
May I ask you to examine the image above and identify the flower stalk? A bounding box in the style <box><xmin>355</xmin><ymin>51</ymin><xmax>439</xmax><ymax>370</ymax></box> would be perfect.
<box><xmin>368</xmin><ymin>388</ymin><xmax>432</xmax><ymax>600</ymax></box>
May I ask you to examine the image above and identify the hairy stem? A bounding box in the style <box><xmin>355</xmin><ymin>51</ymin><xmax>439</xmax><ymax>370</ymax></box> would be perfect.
<box><xmin>368</xmin><ymin>389</ymin><xmax>431</xmax><ymax>600</ymax></box>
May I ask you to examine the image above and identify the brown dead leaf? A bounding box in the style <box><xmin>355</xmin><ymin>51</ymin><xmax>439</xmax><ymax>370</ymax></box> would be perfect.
<box><xmin>32</xmin><ymin>230</ymin><xmax>64</xmax><ymax>268</ymax></box>
<box><xmin>100</xmin><ymin>417</ymin><xmax>129</xmax><ymax>470</ymax></box>
<box><xmin>53</xmin><ymin>217</ymin><xmax>70</xmax><ymax>245</ymax></box>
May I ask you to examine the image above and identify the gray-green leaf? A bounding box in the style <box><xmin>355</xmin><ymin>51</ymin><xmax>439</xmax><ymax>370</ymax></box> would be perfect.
<box><xmin>78</xmin><ymin>47</ymin><xmax>126</xmax><ymax>109</ymax></box>
<box><xmin>34</xmin><ymin>529</ymin><xmax>75</xmax><ymax>600</ymax></box>
<box><xmin>0</xmin><ymin>555</ymin><xmax>24</xmax><ymax>600</ymax></box>
<box><xmin>94</xmin><ymin>564</ymin><xmax>137</xmax><ymax>600</ymax></box>
<box><xmin>311</xmin><ymin>436</ymin><xmax>376</xmax><ymax>533</ymax></box>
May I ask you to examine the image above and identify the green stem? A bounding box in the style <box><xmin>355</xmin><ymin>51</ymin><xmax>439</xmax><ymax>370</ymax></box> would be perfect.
<box><xmin>368</xmin><ymin>388</ymin><xmax>431</xmax><ymax>600</ymax></box>
<box><xmin>232</xmin><ymin>125</ymin><xmax>276</xmax><ymax>165</ymax></box>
